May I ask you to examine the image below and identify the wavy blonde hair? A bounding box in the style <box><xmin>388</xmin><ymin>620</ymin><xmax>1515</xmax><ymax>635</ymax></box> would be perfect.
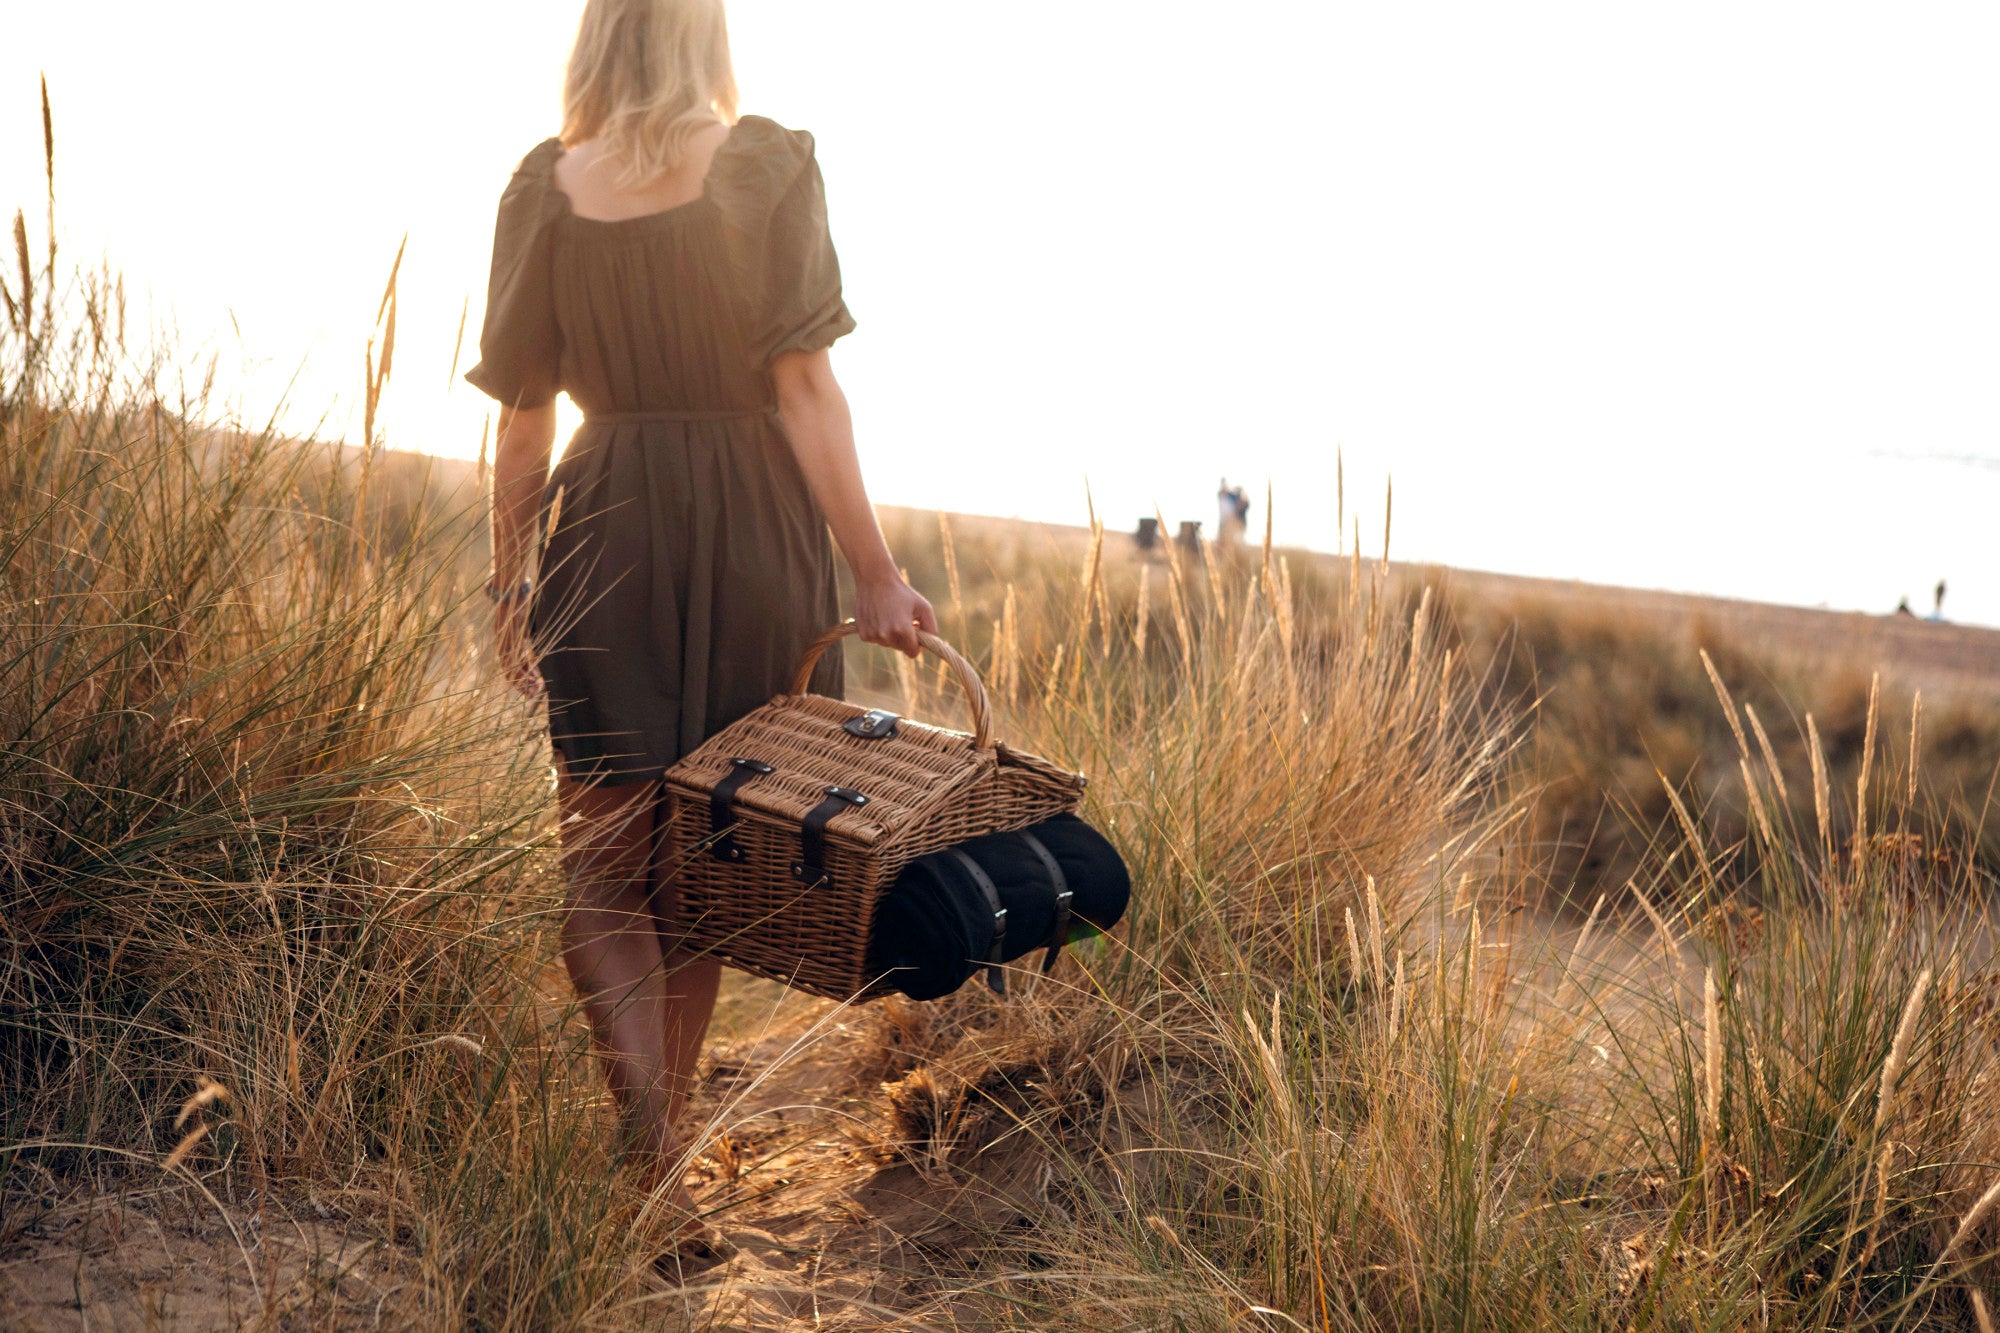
<box><xmin>560</xmin><ymin>0</ymin><xmax>740</xmax><ymax>187</ymax></box>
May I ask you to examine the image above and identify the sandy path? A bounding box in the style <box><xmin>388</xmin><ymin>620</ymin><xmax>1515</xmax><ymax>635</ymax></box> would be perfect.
<box><xmin>0</xmin><ymin>978</ymin><xmax>1007</xmax><ymax>1331</ymax></box>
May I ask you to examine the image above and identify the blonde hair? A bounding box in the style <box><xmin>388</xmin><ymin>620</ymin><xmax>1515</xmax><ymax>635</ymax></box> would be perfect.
<box><xmin>560</xmin><ymin>0</ymin><xmax>740</xmax><ymax>187</ymax></box>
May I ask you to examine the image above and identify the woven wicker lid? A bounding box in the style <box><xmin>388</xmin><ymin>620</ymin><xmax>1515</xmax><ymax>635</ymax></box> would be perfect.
<box><xmin>665</xmin><ymin>621</ymin><xmax>1046</xmax><ymax>846</ymax></box>
<box><xmin>664</xmin><ymin>693</ymin><xmax>997</xmax><ymax>849</ymax></box>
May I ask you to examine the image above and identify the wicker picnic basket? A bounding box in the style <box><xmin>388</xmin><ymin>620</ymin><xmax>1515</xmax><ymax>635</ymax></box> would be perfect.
<box><xmin>659</xmin><ymin>621</ymin><xmax>1086</xmax><ymax>1000</ymax></box>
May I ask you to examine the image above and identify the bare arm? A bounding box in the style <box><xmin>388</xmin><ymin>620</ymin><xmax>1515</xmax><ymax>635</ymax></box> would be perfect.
<box><xmin>491</xmin><ymin>401</ymin><xmax>557</xmax><ymax>693</ymax></box>
<box><xmin>771</xmin><ymin>349</ymin><xmax>935</xmax><ymax>655</ymax></box>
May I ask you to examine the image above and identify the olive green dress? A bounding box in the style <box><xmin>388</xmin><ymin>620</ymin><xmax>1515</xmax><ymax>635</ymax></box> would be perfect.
<box><xmin>467</xmin><ymin>117</ymin><xmax>851</xmax><ymax>786</ymax></box>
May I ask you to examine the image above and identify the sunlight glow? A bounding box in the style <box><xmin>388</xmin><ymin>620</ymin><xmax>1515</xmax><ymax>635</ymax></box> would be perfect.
<box><xmin>8</xmin><ymin>3</ymin><xmax>1998</xmax><ymax>622</ymax></box>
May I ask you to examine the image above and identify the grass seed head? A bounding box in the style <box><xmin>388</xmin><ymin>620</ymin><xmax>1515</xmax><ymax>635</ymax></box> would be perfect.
<box><xmin>1875</xmin><ymin>967</ymin><xmax>1932</xmax><ymax>1133</ymax></box>
<box><xmin>1934</xmin><ymin>1177</ymin><xmax>2000</xmax><ymax>1278</ymax></box>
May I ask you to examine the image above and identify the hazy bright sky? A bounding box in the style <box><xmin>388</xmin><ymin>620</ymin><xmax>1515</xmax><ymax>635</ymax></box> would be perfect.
<box><xmin>8</xmin><ymin>4</ymin><xmax>1999</xmax><ymax>624</ymax></box>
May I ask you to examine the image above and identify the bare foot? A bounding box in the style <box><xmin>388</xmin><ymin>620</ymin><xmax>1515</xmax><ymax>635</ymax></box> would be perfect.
<box><xmin>651</xmin><ymin>1222</ymin><xmax>738</xmax><ymax>1281</ymax></box>
<box><xmin>636</xmin><ymin>1189</ymin><xmax>737</xmax><ymax>1280</ymax></box>
<box><xmin>622</xmin><ymin>1151</ymin><xmax>737</xmax><ymax>1279</ymax></box>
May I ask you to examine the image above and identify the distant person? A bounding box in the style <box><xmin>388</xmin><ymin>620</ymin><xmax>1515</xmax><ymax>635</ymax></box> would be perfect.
<box><xmin>1896</xmin><ymin>596</ymin><xmax>1914</xmax><ymax>617</ymax></box>
<box><xmin>470</xmin><ymin>0</ymin><xmax>934</xmax><ymax>1263</ymax></box>
<box><xmin>1217</xmin><ymin>478</ymin><xmax>1250</xmax><ymax>549</ymax></box>
<box><xmin>1931</xmin><ymin>578</ymin><xmax>1948</xmax><ymax>622</ymax></box>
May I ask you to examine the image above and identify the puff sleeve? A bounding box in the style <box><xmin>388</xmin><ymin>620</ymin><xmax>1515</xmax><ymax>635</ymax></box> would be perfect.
<box><xmin>464</xmin><ymin>139</ymin><xmax>566</xmax><ymax>408</ymax></box>
<box><xmin>711</xmin><ymin>119</ymin><xmax>857</xmax><ymax>366</ymax></box>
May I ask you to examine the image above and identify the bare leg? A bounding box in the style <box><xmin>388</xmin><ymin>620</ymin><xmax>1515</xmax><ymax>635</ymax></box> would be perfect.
<box><xmin>646</xmin><ymin>825</ymin><xmax>723</xmax><ymax>1129</ymax></box>
<box><xmin>555</xmin><ymin>776</ymin><xmax>697</xmax><ymax>1212</ymax></box>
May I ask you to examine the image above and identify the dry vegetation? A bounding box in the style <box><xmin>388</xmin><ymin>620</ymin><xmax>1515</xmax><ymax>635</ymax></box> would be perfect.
<box><xmin>1445</xmin><ymin>588</ymin><xmax>2000</xmax><ymax>904</ymax></box>
<box><xmin>9</xmin><ymin>113</ymin><xmax>2000</xmax><ymax>1330</ymax></box>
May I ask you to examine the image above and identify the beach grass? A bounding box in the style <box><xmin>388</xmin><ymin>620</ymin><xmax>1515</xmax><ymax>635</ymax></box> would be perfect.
<box><xmin>7</xmin><ymin>113</ymin><xmax>2000</xmax><ymax>1329</ymax></box>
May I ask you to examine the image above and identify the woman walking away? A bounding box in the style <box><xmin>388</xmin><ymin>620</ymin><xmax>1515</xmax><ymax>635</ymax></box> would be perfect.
<box><xmin>468</xmin><ymin>0</ymin><xmax>935</xmax><ymax>1262</ymax></box>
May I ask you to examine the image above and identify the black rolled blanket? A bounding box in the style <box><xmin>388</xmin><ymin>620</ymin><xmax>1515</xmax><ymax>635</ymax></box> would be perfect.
<box><xmin>867</xmin><ymin>812</ymin><xmax>1130</xmax><ymax>1001</ymax></box>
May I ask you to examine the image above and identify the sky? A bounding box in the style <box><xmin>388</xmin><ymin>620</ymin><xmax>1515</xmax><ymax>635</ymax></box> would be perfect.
<box><xmin>7</xmin><ymin>3</ymin><xmax>1999</xmax><ymax>624</ymax></box>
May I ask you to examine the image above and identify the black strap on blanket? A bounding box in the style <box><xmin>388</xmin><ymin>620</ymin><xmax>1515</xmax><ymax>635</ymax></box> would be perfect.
<box><xmin>1019</xmin><ymin>828</ymin><xmax>1073</xmax><ymax>975</ymax></box>
<box><xmin>949</xmin><ymin>848</ymin><xmax>1010</xmax><ymax>995</ymax></box>
<box><xmin>792</xmin><ymin>786</ymin><xmax>868</xmax><ymax>888</ymax></box>
<box><xmin>708</xmin><ymin>758</ymin><xmax>774</xmax><ymax>862</ymax></box>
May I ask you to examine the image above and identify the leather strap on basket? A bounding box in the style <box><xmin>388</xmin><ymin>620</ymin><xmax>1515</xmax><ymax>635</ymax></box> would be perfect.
<box><xmin>793</xmin><ymin>786</ymin><xmax>868</xmax><ymax>888</ymax></box>
<box><xmin>948</xmin><ymin>848</ymin><xmax>1009</xmax><ymax>995</ymax></box>
<box><xmin>787</xmin><ymin>621</ymin><xmax>994</xmax><ymax>750</ymax></box>
<box><xmin>1018</xmin><ymin>828</ymin><xmax>1074</xmax><ymax>975</ymax></box>
<box><xmin>708</xmin><ymin>758</ymin><xmax>774</xmax><ymax>863</ymax></box>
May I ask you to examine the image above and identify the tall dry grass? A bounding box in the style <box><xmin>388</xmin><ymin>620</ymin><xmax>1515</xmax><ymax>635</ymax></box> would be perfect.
<box><xmin>0</xmin><ymin>113</ymin><xmax>687</xmax><ymax>1328</ymax></box>
<box><xmin>852</xmin><ymin>514</ymin><xmax>2000</xmax><ymax>1331</ymax></box>
<box><xmin>9</xmin><ymin>99</ymin><xmax>2000</xmax><ymax>1331</ymax></box>
<box><xmin>1447</xmin><ymin>591</ymin><xmax>2000</xmax><ymax>903</ymax></box>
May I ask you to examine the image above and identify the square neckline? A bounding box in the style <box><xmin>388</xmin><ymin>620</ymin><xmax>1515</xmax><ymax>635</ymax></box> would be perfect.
<box><xmin>551</xmin><ymin>122</ymin><xmax>737</xmax><ymax>228</ymax></box>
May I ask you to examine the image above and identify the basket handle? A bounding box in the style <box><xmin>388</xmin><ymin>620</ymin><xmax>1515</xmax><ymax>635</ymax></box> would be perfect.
<box><xmin>789</xmin><ymin>620</ymin><xmax>994</xmax><ymax>749</ymax></box>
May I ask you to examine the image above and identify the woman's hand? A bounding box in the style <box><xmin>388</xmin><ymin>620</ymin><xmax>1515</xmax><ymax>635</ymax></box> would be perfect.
<box><xmin>494</xmin><ymin>597</ymin><xmax>541</xmax><ymax>698</ymax></box>
<box><xmin>853</xmin><ymin>574</ymin><xmax>937</xmax><ymax>657</ymax></box>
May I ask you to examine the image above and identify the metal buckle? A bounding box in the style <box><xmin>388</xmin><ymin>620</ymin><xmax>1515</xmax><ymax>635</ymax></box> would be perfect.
<box><xmin>842</xmin><ymin>709</ymin><xmax>901</xmax><ymax>740</ymax></box>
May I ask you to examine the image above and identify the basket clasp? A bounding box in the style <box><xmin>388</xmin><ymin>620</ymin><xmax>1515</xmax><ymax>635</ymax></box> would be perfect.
<box><xmin>842</xmin><ymin>709</ymin><xmax>900</xmax><ymax>740</ymax></box>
